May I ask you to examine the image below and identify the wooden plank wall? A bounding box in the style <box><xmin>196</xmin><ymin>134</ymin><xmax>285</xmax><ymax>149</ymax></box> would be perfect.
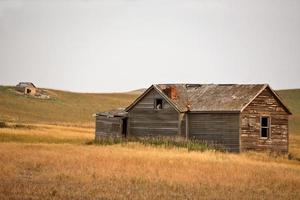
<box><xmin>188</xmin><ymin>113</ymin><xmax>240</xmax><ymax>152</ymax></box>
<box><xmin>128</xmin><ymin>89</ymin><xmax>179</xmax><ymax>137</ymax></box>
<box><xmin>95</xmin><ymin>115</ymin><xmax>122</xmax><ymax>139</ymax></box>
<box><xmin>241</xmin><ymin>88</ymin><xmax>289</xmax><ymax>153</ymax></box>
<box><xmin>179</xmin><ymin>113</ymin><xmax>186</xmax><ymax>138</ymax></box>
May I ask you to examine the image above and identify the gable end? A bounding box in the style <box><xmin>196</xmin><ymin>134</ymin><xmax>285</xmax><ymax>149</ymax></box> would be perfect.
<box><xmin>241</xmin><ymin>85</ymin><xmax>292</xmax><ymax>115</ymax></box>
<box><xmin>125</xmin><ymin>85</ymin><xmax>181</xmax><ymax>113</ymax></box>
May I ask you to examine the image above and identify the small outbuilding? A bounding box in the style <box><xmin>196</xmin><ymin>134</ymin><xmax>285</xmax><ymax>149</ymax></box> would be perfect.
<box><xmin>95</xmin><ymin>110</ymin><xmax>128</xmax><ymax>140</ymax></box>
<box><xmin>16</xmin><ymin>82</ymin><xmax>37</xmax><ymax>95</ymax></box>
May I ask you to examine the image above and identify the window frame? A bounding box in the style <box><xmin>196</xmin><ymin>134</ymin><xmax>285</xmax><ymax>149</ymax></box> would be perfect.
<box><xmin>154</xmin><ymin>98</ymin><xmax>163</xmax><ymax>110</ymax></box>
<box><xmin>260</xmin><ymin>116</ymin><xmax>271</xmax><ymax>139</ymax></box>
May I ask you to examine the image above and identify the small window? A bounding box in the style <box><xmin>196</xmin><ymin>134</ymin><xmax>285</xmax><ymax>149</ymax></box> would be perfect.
<box><xmin>261</xmin><ymin>117</ymin><xmax>270</xmax><ymax>138</ymax></box>
<box><xmin>154</xmin><ymin>99</ymin><xmax>163</xmax><ymax>110</ymax></box>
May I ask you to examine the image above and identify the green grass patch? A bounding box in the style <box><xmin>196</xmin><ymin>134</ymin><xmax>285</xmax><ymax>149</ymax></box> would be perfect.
<box><xmin>94</xmin><ymin>136</ymin><xmax>225</xmax><ymax>152</ymax></box>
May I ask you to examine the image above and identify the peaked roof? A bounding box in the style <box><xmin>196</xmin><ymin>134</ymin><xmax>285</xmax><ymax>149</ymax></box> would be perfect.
<box><xmin>16</xmin><ymin>82</ymin><xmax>36</xmax><ymax>88</ymax></box>
<box><xmin>126</xmin><ymin>84</ymin><xmax>291</xmax><ymax>114</ymax></box>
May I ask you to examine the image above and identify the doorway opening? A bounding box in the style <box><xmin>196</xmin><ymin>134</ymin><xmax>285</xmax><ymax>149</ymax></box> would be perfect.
<box><xmin>122</xmin><ymin>118</ymin><xmax>128</xmax><ymax>137</ymax></box>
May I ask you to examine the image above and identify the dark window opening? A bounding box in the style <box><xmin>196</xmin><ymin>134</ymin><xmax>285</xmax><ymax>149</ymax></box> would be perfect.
<box><xmin>122</xmin><ymin>118</ymin><xmax>127</xmax><ymax>137</ymax></box>
<box><xmin>261</xmin><ymin>117</ymin><xmax>270</xmax><ymax>138</ymax></box>
<box><xmin>26</xmin><ymin>89</ymin><xmax>31</xmax><ymax>94</ymax></box>
<box><xmin>261</xmin><ymin>128</ymin><xmax>268</xmax><ymax>138</ymax></box>
<box><xmin>261</xmin><ymin>117</ymin><xmax>268</xmax><ymax>127</ymax></box>
<box><xmin>155</xmin><ymin>99</ymin><xmax>163</xmax><ymax>110</ymax></box>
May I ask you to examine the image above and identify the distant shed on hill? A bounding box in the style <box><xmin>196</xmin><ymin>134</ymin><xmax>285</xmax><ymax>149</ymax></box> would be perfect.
<box><xmin>16</xmin><ymin>82</ymin><xmax>37</xmax><ymax>95</ymax></box>
<box><xmin>95</xmin><ymin>84</ymin><xmax>292</xmax><ymax>153</ymax></box>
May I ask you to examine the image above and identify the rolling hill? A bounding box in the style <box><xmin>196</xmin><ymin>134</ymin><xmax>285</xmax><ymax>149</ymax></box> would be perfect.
<box><xmin>277</xmin><ymin>89</ymin><xmax>300</xmax><ymax>133</ymax></box>
<box><xmin>0</xmin><ymin>86</ymin><xmax>299</xmax><ymax>132</ymax></box>
<box><xmin>0</xmin><ymin>86</ymin><xmax>140</xmax><ymax>125</ymax></box>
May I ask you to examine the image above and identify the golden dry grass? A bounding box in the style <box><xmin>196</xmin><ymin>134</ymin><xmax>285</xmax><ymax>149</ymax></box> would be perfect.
<box><xmin>1</xmin><ymin>143</ymin><xmax>300</xmax><ymax>200</ymax></box>
<box><xmin>1</xmin><ymin>125</ymin><xmax>300</xmax><ymax>199</ymax></box>
<box><xmin>290</xmin><ymin>134</ymin><xmax>300</xmax><ymax>159</ymax></box>
<box><xmin>0</xmin><ymin>124</ymin><xmax>94</xmax><ymax>144</ymax></box>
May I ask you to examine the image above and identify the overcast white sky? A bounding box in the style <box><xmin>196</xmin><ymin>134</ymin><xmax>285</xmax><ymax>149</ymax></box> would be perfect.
<box><xmin>0</xmin><ymin>0</ymin><xmax>299</xmax><ymax>92</ymax></box>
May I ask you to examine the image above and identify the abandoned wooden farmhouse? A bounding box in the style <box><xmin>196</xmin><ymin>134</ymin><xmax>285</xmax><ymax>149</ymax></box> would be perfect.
<box><xmin>95</xmin><ymin>84</ymin><xmax>291</xmax><ymax>153</ymax></box>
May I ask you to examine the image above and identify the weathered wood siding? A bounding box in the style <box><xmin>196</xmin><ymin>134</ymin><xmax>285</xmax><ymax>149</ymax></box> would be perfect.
<box><xmin>95</xmin><ymin>116</ymin><xmax>122</xmax><ymax>139</ymax></box>
<box><xmin>128</xmin><ymin>89</ymin><xmax>179</xmax><ymax>137</ymax></box>
<box><xmin>179</xmin><ymin>113</ymin><xmax>187</xmax><ymax>138</ymax></box>
<box><xmin>241</xmin><ymin>88</ymin><xmax>289</xmax><ymax>153</ymax></box>
<box><xmin>188</xmin><ymin>113</ymin><xmax>240</xmax><ymax>152</ymax></box>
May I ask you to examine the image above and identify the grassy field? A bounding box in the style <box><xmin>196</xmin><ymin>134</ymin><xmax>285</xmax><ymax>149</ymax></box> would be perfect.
<box><xmin>0</xmin><ymin>124</ymin><xmax>300</xmax><ymax>200</ymax></box>
<box><xmin>276</xmin><ymin>89</ymin><xmax>300</xmax><ymax>159</ymax></box>
<box><xmin>277</xmin><ymin>89</ymin><xmax>300</xmax><ymax>133</ymax></box>
<box><xmin>0</xmin><ymin>86</ymin><xmax>139</xmax><ymax>126</ymax></box>
<box><xmin>0</xmin><ymin>86</ymin><xmax>300</xmax><ymax>199</ymax></box>
<box><xmin>0</xmin><ymin>123</ymin><xmax>94</xmax><ymax>144</ymax></box>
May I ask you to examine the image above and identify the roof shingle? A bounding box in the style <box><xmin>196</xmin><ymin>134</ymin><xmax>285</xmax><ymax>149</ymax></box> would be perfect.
<box><xmin>126</xmin><ymin>83</ymin><xmax>291</xmax><ymax>114</ymax></box>
<box><xmin>154</xmin><ymin>84</ymin><xmax>267</xmax><ymax>112</ymax></box>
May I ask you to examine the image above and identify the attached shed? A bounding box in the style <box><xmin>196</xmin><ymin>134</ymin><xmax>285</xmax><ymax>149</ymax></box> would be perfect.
<box><xmin>95</xmin><ymin>110</ymin><xmax>128</xmax><ymax>140</ymax></box>
<box><xmin>124</xmin><ymin>84</ymin><xmax>291</xmax><ymax>153</ymax></box>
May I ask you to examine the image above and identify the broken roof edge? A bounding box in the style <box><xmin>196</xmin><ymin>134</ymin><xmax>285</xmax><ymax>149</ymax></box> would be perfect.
<box><xmin>95</xmin><ymin>111</ymin><xmax>128</xmax><ymax>118</ymax></box>
<box><xmin>187</xmin><ymin>110</ymin><xmax>240</xmax><ymax>113</ymax></box>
